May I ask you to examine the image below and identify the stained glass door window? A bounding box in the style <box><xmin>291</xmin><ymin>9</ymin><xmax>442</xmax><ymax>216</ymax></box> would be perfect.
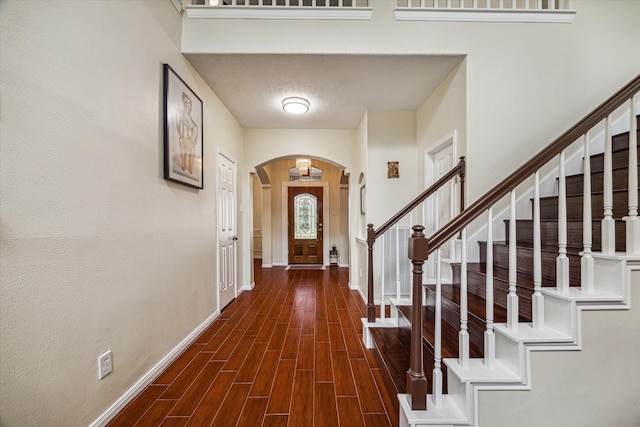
<box><xmin>294</xmin><ymin>193</ymin><xmax>317</xmax><ymax>239</ymax></box>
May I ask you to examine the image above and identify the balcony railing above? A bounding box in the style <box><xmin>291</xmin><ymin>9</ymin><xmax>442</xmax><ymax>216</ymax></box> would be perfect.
<box><xmin>186</xmin><ymin>0</ymin><xmax>373</xmax><ymax>20</ymax></box>
<box><xmin>395</xmin><ymin>0</ymin><xmax>576</xmax><ymax>22</ymax></box>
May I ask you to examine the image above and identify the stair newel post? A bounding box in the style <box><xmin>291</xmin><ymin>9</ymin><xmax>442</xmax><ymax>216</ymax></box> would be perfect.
<box><xmin>459</xmin><ymin>156</ymin><xmax>466</xmax><ymax>212</ymax></box>
<box><xmin>532</xmin><ymin>171</ymin><xmax>545</xmax><ymax>331</ymax></box>
<box><xmin>484</xmin><ymin>208</ymin><xmax>496</xmax><ymax>368</ymax></box>
<box><xmin>367</xmin><ymin>224</ymin><xmax>377</xmax><ymax>323</ymax></box>
<box><xmin>407</xmin><ymin>225</ymin><xmax>429</xmax><ymax>411</ymax></box>
<box><xmin>556</xmin><ymin>150</ymin><xmax>570</xmax><ymax>294</ymax></box>
<box><xmin>625</xmin><ymin>94</ymin><xmax>639</xmax><ymax>255</ymax></box>
<box><xmin>459</xmin><ymin>227</ymin><xmax>470</xmax><ymax>369</ymax></box>
<box><xmin>507</xmin><ymin>190</ymin><xmax>519</xmax><ymax>331</ymax></box>
<box><xmin>582</xmin><ymin>133</ymin><xmax>595</xmax><ymax>293</ymax></box>
<box><xmin>602</xmin><ymin>115</ymin><xmax>616</xmax><ymax>254</ymax></box>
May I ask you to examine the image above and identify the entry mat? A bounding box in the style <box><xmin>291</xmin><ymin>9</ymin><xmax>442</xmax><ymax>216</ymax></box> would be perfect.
<box><xmin>285</xmin><ymin>265</ymin><xmax>327</xmax><ymax>271</ymax></box>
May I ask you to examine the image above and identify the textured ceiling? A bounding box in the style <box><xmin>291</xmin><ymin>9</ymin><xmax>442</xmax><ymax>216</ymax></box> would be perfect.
<box><xmin>185</xmin><ymin>54</ymin><xmax>463</xmax><ymax>129</ymax></box>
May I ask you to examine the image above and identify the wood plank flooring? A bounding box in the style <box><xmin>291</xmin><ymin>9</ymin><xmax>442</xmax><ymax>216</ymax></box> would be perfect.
<box><xmin>106</xmin><ymin>263</ymin><xmax>399</xmax><ymax>427</ymax></box>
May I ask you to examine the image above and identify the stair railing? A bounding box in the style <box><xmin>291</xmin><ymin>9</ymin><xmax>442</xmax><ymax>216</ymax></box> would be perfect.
<box><xmin>366</xmin><ymin>156</ymin><xmax>466</xmax><ymax>323</ymax></box>
<box><xmin>405</xmin><ymin>74</ymin><xmax>639</xmax><ymax>411</ymax></box>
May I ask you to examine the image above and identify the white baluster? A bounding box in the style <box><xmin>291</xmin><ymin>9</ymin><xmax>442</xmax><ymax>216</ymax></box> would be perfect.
<box><xmin>524</xmin><ymin>0</ymin><xmax>530</xmax><ymax>9</ymax></box>
<box><xmin>458</xmin><ymin>227</ymin><xmax>469</xmax><ymax>368</ymax></box>
<box><xmin>582</xmin><ymin>132</ymin><xmax>595</xmax><ymax>292</ymax></box>
<box><xmin>473</xmin><ymin>0</ymin><xmax>478</xmax><ymax>9</ymax></box>
<box><xmin>557</xmin><ymin>150</ymin><xmax>570</xmax><ymax>293</ymax></box>
<box><xmin>395</xmin><ymin>223</ymin><xmax>401</xmax><ymax>302</ymax></box>
<box><xmin>484</xmin><ymin>208</ymin><xmax>495</xmax><ymax>368</ymax></box>
<box><xmin>602</xmin><ymin>115</ymin><xmax>616</xmax><ymax>254</ymax></box>
<box><xmin>507</xmin><ymin>190</ymin><xmax>519</xmax><ymax>330</ymax></box>
<box><xmin>625</xmin><ymin>95</ymin><xmax>639</xmax><ymax>255</ymax></box>
<box><xmin>381</xmin><ymin>233</ymin><xmax>386</xmax><ymax>320</ymax></box>
<box><xmin>532</xmin><ymin>171</ymin><xmax>545</xmax><ymax>330</ymax></box>
<box><xmin>433</xmin><ymin>247</ymin><xmax>443</xmax><ymax>407</ymax></box>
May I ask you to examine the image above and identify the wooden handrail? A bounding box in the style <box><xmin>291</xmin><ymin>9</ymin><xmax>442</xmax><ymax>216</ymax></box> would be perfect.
<box><xmin>429</xmin><ymin>74</ymin><xmax>640</xmax><ymax>252</ymax></box>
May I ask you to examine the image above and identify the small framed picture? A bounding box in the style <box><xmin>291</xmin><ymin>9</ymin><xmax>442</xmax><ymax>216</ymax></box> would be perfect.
<box><xmin>163</xmin><ymin>64</ymin><xmax>204</xmax><ymax>189</ymax></box>
<box><xmin>387</xmin><ymin>161</ymin><xmax>399</xmax><ymax>179</ymax></box>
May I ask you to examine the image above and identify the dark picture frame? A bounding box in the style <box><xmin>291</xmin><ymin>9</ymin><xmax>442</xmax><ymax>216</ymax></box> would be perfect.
<box><xmin>163</xmin><ymin>64</ymin><xmax>204</xmax><ymax>189</ymax></box>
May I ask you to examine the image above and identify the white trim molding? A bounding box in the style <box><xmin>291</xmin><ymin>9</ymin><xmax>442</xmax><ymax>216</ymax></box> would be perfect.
<box><xmin>186</xmin><ymin>6</ymin><xmax>373</xmax><ymax>20</ymax></box>
<box><xmin>395</xmin><ymin>8</ymin><xmax>576</xmax><ymax>23</ymax></box>
<box><xmin>89</xmin><ymin>310</ymin><xmax>221</xmax><ymax>427</ymax></box>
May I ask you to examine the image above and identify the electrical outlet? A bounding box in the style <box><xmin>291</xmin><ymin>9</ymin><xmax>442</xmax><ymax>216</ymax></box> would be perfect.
<box><xmin>98</xmin><ymin>350</ymin><xmax>113</xmax><ymax>379</ymax></box>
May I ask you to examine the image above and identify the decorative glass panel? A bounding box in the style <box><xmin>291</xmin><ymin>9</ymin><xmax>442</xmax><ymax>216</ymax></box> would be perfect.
<box><xmin>294</xmin><ymin>193</ymin><xmax>317</xmax><ymax>239</ymax></box>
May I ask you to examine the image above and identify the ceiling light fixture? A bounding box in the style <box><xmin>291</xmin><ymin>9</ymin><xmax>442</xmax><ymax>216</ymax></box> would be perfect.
<box><xmin>282</xmin><ymin>97</ymin><xmax>310</xmax><ymax>115</ymax></box>
<box><xmin>296</xmin><ymin>158</ymin><xmax>311</xmax><ymax>176</ymax></box>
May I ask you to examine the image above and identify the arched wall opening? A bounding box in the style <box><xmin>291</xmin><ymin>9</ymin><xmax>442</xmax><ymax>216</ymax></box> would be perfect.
<box><xmin>250</xmin><ymin>155</ymin><xmax>350</xmax><ymax>271</ymax></box>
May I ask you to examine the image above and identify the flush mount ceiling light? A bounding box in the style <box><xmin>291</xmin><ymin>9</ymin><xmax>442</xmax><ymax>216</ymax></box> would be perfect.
<box><xmin>282</xmin><ymin>97</ymin><xmax>310</xmax><ymax>115</ymax></box>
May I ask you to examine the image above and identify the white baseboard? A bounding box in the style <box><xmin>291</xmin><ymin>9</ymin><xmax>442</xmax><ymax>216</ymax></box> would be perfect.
<box><xmin>88</xmin><ymin>310</ymin><xmax>221</xmax><ymax>427</ymax></box>
<box><xmin>243</xmin><ymin>282</ymin><xmax>255</xmax><ymax>291</ymax></box>
<box><xmin>261</xmin><ymin>263</ymin><xmax>272</xmax><ymax>268</ymax></box>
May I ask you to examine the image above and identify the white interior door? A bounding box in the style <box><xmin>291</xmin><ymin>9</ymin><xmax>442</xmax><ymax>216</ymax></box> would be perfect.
<box><xmin>218</xmin><ymin>153</ymin><xmax>237</xmax><ymax>310</ymax></box>
<box><xmin>434</xmin><ymin>144</ymin><xmax>455</xmax><ymax>232</ymax></box>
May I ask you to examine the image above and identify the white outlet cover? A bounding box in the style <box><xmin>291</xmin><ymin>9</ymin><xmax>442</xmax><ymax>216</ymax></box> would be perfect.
<box><xmin>98</xmin><ymin>350</ymin><xmax>112</xmax><ymax>379</ymax></box>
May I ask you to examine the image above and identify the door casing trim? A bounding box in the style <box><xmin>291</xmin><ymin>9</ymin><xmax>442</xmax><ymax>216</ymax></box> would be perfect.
<box><xmin>282</xmin><ymin>181</ymin><xmax>330</xmax><ymax>266</ymax></box>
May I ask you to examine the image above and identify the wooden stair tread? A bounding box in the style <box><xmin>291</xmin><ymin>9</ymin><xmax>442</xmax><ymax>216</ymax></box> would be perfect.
<box><xmin>369</xmin><ymin>327</ymin><xmax>410</xmax><ymax>394</ymax></box>
<box><xmin>424</xmin><ymin>283</ymin><xmax>530</xmax><ymax>324</ymax></box>
<box><xmin>479</xmin><ymin>239</ymin><xmax>584</xmax><ymax>256</ymax></box>
<box><xmin>397</xmin><ymin>305</ymin><xmax>482</xmax><ymax>358</ymax></box>
<box><xmin>452</xmin><ymin>262</ymin><xmax>558</xmax><ymax>289</ymax></box>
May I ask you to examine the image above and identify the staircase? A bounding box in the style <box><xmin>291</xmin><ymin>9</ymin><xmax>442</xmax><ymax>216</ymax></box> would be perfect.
<box><xmin>362</xmin><ymin>77</ymin><xmax>639</xmax><ymax>426</ymax></box>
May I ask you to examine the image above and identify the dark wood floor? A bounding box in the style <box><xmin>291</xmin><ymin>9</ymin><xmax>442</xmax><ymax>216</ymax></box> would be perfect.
<box><xmin>106</xmin><ymin>262</ymin><xmax>399</xmax><ymax>427</ymax></box>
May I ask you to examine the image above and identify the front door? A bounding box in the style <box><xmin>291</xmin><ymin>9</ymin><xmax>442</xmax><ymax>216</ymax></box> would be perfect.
<box><xmin>218</xmin><ymin>153</ymin><xmax>237</xmax><ymax>310</ymax></box>
<box><xmin>288</xmin><ymin>187</ymin><xmax>323</xmax><ymax>264</ymax></box>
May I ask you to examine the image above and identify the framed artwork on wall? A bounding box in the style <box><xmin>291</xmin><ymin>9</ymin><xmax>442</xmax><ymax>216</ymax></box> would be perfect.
<box><xmin>387</xmin><ymin>161</ymin><xmax>399</xmax><ymax>178</ymax></box>
<box><xmin>163</xmin><ymin>64</ymin><xmax>204</xmax><ymax>189</ymax></box>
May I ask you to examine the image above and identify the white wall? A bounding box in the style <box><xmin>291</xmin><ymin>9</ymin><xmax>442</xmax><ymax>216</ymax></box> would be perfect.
<box><xmin>367</xmin><ymin>111</ymin><xmax>418</xmax><ymax>227</ymax></box>
<box><xmin>0</xmin><ymin>1</ymin><xmax>243</xmax><ymax>425</ymax></box>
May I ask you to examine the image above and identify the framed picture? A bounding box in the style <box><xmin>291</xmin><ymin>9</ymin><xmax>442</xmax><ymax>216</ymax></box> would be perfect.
<box><xmin>360</xmin><ymin>184</ymin><xmax>366</xmax><ymax>215</ymax></box>
<box><xmin>387</xmin><ymin>161</ymin><xmax>399</xmax><ymax>179</ymax></box>
<box><xmin>163</xmin><ymin>64</ymin><xmax>204</xmax><ymax>189</ymax></box>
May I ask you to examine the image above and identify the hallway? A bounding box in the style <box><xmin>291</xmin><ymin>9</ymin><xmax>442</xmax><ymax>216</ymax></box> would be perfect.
<box><xmin>106</xmin><ymin>264</ymin><xmax>399</xmax><ymax>427</ymax></box>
